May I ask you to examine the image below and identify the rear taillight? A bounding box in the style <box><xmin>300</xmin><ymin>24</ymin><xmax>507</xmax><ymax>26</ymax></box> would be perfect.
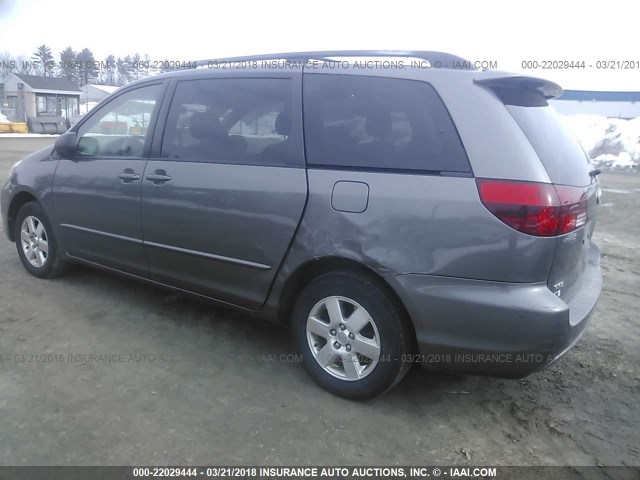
<box><xmin>476</xmin><ymin>179</ymin><xmax>587</xmax><ymax>237</ymax></box>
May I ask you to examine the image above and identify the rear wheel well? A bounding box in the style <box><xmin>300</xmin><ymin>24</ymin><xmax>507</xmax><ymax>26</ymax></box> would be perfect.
<box><xmin>7</xmin><ymin>192</ymin><xmax>38</xmax><ymax>242</ymax></box>
<box><xmin>278</xmin><ymin>257</ymin><xmax>416</xmax><ymax>346</ymax></box>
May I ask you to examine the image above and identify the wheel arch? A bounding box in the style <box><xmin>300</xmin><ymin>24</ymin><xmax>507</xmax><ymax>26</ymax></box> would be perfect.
<box><xmin>6</xmin><ymin>190</ymin><xmax>39</xmax><ymax>242</ymax></box>
<box><xmin>277</xmin><ymin>255</ymin><xmax>416</xmax><ymax>343</ymax></box>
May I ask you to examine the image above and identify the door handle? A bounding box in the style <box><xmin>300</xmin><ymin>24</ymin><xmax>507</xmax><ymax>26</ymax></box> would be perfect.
<box><xmin>145</xmin><ymin>170</ymin><xmax>172</xmax><ymax>185</ymax></box>
<box><xmin>117</xmin><ymin>169</ymin><xmax>141</xmax><ymax>183</ymax></box>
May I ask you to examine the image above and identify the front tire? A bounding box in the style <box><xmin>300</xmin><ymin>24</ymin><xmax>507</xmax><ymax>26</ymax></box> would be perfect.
<box><xmin>14</xmin><ymin>201</ymin><xmax>66</xmax><ymax>279</ymax></box>
<box><xmin>292</xmin><ymin>271</ymin><xmax>413</xmax><ymax>399</ymax></box>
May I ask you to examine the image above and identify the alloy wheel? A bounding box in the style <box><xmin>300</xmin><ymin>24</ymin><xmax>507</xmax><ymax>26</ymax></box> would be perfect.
<box><xmin>20</xmin><ymin>215</ymin><xmax>49</xmax><ymax>268</ymax></box>
<box><xmin>306</xmin><ymin>296</ymin><xmax>381</xmax><ymax>381</ymax></box>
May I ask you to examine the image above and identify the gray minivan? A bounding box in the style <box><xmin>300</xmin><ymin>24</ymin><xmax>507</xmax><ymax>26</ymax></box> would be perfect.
<box><xmin>1</xmin><ymin>51</ymin><xmax>602</xmax><ymax>399</ymax></box>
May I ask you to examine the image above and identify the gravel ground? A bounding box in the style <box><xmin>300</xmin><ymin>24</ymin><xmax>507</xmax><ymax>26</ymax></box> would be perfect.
<box><xmin>0</xmin><ymin>137</ymin><xmax>638</xmax><ymax>467</ymax></box>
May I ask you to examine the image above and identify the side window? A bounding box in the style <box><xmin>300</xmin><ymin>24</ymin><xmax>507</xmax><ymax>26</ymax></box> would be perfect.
<box><xmin>161</xmin><ymin>78</ymin><xmax>297</xmax><ymax>167</ymax></box>
<box><xmin>77</xmin><ymin>84</ymin><xmax>162</xmax><ymax>158</ymax></box>
<box><xmin>303</xmin><ymin>74</ymin><xmax>471</xmax><ymax>173</ymax></box>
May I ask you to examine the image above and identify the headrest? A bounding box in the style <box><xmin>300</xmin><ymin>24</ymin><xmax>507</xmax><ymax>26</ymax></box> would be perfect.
<box><xmin>189</xmin><ymin>111</ymin><xmax>224</xmax><ymax>140</ymax></box>
<box><xmin>275</xmin><ymin>111</ymin><xmax>292</xmax><ymax>136</ymax></box>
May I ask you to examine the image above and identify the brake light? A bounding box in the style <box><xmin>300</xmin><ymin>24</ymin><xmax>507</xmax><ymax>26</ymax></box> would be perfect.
<box><xmin>476</xmin><ymin>179</ymin><xmax>587</xmax><ymax>237</ymax></box>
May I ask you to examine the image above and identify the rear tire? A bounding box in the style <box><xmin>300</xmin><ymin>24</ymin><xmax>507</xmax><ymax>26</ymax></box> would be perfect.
<box><xmin>14</xmin><ymin>201</ymin><xmax>67</xmax><ymax>279</ymax></box>
<box><xmin>292</xmin><ymin>271</ymin><xmax>413</xmax><ymax>400</ymax></box>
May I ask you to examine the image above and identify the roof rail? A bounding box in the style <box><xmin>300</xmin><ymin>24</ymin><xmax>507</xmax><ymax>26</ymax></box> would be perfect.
<box><xmin>195</xmin><ymin>50</ymin><xmax>475</xmax><ymax>70</ymax></box>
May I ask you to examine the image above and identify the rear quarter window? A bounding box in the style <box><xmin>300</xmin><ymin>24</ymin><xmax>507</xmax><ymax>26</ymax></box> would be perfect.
<box><xmin>497</xmin><ymin>89</ymin><xmax>593</xmax><ymax>187</ymax></box>
<box><xmin>303</xmin><ymin>74</ymin><xmax>471</xmax><ymax>173</ymax></box>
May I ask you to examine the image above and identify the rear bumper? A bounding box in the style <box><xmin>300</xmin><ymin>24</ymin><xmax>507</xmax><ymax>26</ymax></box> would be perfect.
<box><xmin>394</xmin><ymin>242</ymin><xmax>602</xmax><ymax>376</ymax></box>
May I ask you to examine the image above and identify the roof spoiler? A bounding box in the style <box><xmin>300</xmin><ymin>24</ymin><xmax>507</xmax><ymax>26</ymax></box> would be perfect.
<box><xmin>474</xmin><ymin>73</ymin><xmax>563</xmax><ymax>99</ymax></box>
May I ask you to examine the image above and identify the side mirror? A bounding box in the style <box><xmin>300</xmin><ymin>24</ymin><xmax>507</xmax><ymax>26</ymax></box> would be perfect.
<box><xmin>54</xmin><ymin>131</ymin><xmax>78</xmax><ymax>158</ymax></box>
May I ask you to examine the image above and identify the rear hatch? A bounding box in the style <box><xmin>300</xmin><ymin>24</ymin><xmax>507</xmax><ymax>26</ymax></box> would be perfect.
<box><xmin>476</xmin><ymin>75</ymin><xmax>599</xmax><ymax>303</ymax></box>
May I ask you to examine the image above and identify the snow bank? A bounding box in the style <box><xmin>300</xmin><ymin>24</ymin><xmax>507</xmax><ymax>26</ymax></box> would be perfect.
<box><xmin>561</xmin><ymin>114</ymin><xmax>640</xmax><ymax>169</ymax></box>
<box><xmin>0</xmin><ymin>113</ymin><xmax>10</xmax><ymax>124</ymax></box>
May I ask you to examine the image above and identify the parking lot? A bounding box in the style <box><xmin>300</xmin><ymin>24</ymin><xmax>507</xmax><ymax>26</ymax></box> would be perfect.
<box><xmin>0</xmin><ymin>137</ymin><xmax>638</xmax><ymax>466</ymax></box>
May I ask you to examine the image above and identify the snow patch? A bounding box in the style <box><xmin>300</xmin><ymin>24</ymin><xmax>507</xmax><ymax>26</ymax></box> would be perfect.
<box><xmin>562</xmin><ymin>114</ymin><xmax>640</xmax><ymax>169</ymax></box>
<box><xmin>80</xmin><ymin>101</ymin><xmax>101</xmax><ymax>113</ymax></box>
<box><xmin>601</xmin><ymin>188</ymin><xmax>633</xmax><ymax>194</ymax></box>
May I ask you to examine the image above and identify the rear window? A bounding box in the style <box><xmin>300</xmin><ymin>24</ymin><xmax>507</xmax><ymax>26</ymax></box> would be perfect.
<box><xmin>500</xmin><ymin>90</ymin><xmax>592</xmax><ymax>187</ymax></box>
<box><xmin>303</xmin><ymin>74</ymin><xmax>471</xmax><ymax>173</ymax></box>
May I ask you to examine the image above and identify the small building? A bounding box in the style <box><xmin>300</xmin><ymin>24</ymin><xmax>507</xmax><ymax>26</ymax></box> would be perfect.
<box><xmin>551</xmin><ymin>90</ymin><xmax>640</xmax><ymax>119</ymax></box>
<box><xmin>0</xmin><ymin>73</ymin><xmax>81</xmax><ymax>122</ymax></box>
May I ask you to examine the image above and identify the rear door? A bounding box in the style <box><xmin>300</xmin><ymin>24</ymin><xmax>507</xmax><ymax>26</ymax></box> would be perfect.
<box><xmin>141</xmin><ymin>74</ymin><xmax>307</xmax><ymax>310</ymax></box>
<box><xmin>500</xmin><ymin>91</ymin><xmax>599</xmax><ymax>303</ymax></box>
<box><xmin>52</xmin><ymin>83</ymin><xmax>165</xmax><ymax>276</ymax></box>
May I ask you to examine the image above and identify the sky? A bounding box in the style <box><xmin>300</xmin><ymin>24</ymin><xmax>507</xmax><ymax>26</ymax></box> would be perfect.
<box><xmin>0</xmin><ymin>0</ymin><xmax>639</xmax><ymax>91</ymax></box>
